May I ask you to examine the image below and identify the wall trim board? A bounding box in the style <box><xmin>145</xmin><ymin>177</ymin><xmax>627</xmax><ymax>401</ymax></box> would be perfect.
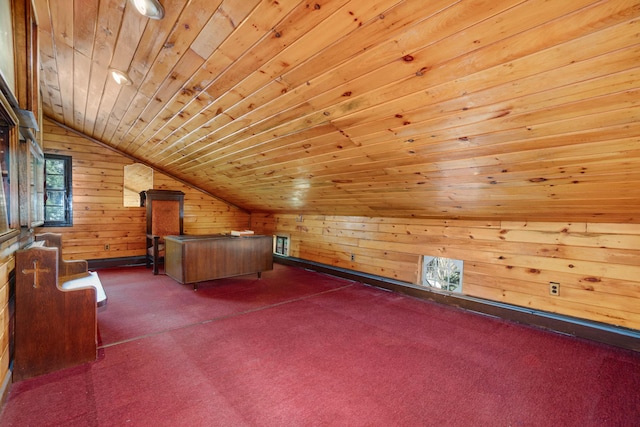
<box><xmin>88</xmin><ymin>256</ymin><xmax>147</xmax><ymax>270</ymax></box>
<box><xmin>274</xmin><ymin>255</ymin><xmax>640</xmax><ymax>353</ymax></box>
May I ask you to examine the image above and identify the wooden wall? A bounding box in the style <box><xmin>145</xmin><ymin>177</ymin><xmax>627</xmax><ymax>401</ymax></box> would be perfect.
<box><xmin>0</xmin><ymin>238</ymin><xmax>18</xmax><ymax>399</ymax></box>
<box><xmin>36</xmin><ymin>119</ymin><xmax>251</xmax><ymax>260</ymax></box>
<box><xmin>252</xmin><ymin>213</ymin><xmax>640</xmax><ymax>331</ymax></box>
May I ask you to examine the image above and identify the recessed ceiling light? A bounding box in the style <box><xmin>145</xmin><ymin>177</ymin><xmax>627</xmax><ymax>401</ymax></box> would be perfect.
<box><xmin>130</xmin><ymin>0</ymin><xmax>165</xmax><ymax>20</ymax></box>
<box><xmin>110</xmin><ymin>69</ymin><xmax>132</xmax><ymax>85</ymax></box>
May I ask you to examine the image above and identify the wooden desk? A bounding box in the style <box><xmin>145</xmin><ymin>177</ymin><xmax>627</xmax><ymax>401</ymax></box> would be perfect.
<box><xmin>165</xmin><ymin>234</ymin><xmax>273</xmax><ymax>289</ymax></box>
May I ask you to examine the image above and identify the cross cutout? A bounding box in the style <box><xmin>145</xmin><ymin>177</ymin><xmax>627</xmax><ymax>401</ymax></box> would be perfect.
<box><xmin>22</xmin><ymin>259</ymin><xmax>50</xmax><ymax>289</ymax></box>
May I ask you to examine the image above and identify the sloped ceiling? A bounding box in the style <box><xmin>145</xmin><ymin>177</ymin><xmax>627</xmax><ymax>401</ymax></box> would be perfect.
<box><xmin>33</xmin><ymin>0</ymin><xmax>640</xmax><ymax>222</ymax></box>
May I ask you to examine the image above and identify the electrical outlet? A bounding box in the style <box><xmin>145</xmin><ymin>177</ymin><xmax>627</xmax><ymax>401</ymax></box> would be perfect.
<box><xmin>549</xmin><ymin>282</ymin><xmax>560</xmax><ymax>296</ymax></box>
<box><xmin>350</xmin><ymin>253</ymin><xmax>355</xmax><ymax>261</ymax></box>
<box><xmin>104</xmin><ymin>244</ymin><xmax>110</xmax><ymax>250</ymax></box>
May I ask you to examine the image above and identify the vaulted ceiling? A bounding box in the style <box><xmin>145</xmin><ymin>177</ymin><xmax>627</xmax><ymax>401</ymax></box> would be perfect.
<box><xmin>33</xmin><ymin>0</ymin><xmax>640</xmax><ymax>222</ymax></box>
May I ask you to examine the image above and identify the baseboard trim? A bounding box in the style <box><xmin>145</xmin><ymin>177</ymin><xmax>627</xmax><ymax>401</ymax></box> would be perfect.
<box><xmin>88</xmin><ymin>256</ymin><xmax>146</xmax><ymax>270</ymax></box>
<box><xmin>274</xmin><ymin>255</ymin><xmax>640</xmax><ymax>352</ymax></box>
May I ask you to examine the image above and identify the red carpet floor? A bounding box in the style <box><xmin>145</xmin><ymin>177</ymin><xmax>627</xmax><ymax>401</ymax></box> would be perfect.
<box><xmin>1</xmin><ymin>264</ymin><xmax>639</xmax><ymax>426</ymax></box>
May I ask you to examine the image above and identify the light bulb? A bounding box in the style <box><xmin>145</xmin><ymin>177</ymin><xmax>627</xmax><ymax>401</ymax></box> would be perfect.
<box><xmin>110</xmin><ymin>69</ymin><xmax>132</xmax><ymax>85</ymax></box>
<box><xmin>130</xmin><ymin>0</ymin><xmax>164</xmax><ymax>20</ymax></box>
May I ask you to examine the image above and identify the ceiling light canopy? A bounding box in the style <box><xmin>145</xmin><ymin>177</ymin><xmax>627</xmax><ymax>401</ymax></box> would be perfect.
<box><xmin>110</xmin><ymin>69</ymin><xmax>132</xmax><ymax>85</ymax></box>
<box><xmin>130</xmin><ymin>0</ymin><xmax>164</xmax><ymax>20</ymax></box>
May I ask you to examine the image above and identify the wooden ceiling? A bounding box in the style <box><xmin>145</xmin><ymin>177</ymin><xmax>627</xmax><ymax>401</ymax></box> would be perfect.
<box><xmin>33</xmin><ymin>0</ymin><xmax>640</xmax><ymax>222</ymax></box>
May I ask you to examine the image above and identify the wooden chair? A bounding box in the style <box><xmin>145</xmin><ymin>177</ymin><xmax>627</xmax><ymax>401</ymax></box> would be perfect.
<box><xmin>143</xmin><ymin>189</ymin><xmax>185</xmax><ymax>274</ymax></box>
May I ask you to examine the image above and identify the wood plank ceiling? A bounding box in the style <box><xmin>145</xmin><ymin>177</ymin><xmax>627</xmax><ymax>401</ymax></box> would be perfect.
<box><xmin>33</xmin><ymin>0</ymin><xmax>640</xmax><ymax>222</ymax></box>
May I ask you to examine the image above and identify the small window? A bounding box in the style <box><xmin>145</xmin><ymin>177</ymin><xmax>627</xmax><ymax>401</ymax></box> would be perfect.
<box><xmin>273</xmin><ymin>234</ymin><xmax>289</xmax><ymax>256</ymax></box>
<box><xmin>44</xmin><ymin>154</ymin><xmax>72</xmax><ymax>226</ymax></box>
<box><xmin>421</xmin><ymin>256</ymin><xmax>463</xmax><ymax>293</ymax></box>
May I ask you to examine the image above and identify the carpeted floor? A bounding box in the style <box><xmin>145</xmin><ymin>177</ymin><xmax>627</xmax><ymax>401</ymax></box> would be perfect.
<box><xmin>1</xmin><ymin>264</ymin><xmax>639</xmax><ymax>426</ymax></box>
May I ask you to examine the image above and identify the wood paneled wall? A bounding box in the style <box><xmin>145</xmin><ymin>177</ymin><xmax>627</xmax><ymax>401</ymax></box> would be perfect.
<box><xmin>0</xmin><ymin>240</ymin><xmax>17</xmax><ymax>396</ymax></box>
<box><xmin>37</xmin><ymin>119</ymin><xmax>250</xmax><ymax>260</ymax></box>
<box><xmin>251</xmin><ymin>213</ymin><xmax>640</xmax><ymax>330</ymax></box>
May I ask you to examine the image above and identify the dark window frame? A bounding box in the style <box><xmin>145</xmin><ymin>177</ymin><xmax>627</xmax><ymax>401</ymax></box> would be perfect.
<box><xmin>44</xmin><ymin>153</ymin><xmax>72</xmax><ymax>227</ymax></box>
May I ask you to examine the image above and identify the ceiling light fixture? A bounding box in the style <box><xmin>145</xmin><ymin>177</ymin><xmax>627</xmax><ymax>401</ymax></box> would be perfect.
<box><xmin>130</xmin><ymin>0</ymin><xmax>165</xmax><ymax>20</ymax></box>
<box><xmin>110</xmin><ymin>69</ymin><xmax>132</xmax><ymax>85</ymax></box>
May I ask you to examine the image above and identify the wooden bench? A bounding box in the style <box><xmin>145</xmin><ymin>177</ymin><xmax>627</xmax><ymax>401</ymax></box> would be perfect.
<box><xmin>14</xmin><ymin>236</ymin><xmax>106</xmax><ymax>381</ymax></box>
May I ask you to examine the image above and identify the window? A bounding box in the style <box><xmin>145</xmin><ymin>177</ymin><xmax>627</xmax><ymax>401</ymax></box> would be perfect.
<box><xmin>421</xmin><ymin>256</ymin><xmax>463</xmax><ymax>293</ymax></box>
<box><xmin>0</xmin><ymin>125</ymin><xmax>11</xmax><ymax>233</ymax></box>
<box><xmin>44</xmin><ymin>154</ymin><xmax>72</xmax><ymax>226</ymax></box>
<box><xmin>273</xmin><ymin>234</ymin><xmax>289</xmax><ymax>256</ymax></box>
<box><xmin>18</xmin><ymin>138</ymin><xmax>44</xmax><ymax>227</ymax></box>
<box><xmin>29</xmin><ymin>142</ymin><xmax>44</xmax><ymax>226</ymax></box>
<box><xmin>0</xmin><ymin>86</ymin><xmax>20</xmax><ymax>241</ymax></box>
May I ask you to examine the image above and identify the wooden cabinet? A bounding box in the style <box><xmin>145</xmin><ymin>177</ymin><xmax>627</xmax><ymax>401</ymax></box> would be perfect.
<box><xmin>165</xmin><ymin>234</ymin><xmax>273</xmax><ymax>289</ymax></box>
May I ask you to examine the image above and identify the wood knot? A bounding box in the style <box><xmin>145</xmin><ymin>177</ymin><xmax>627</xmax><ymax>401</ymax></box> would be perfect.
<box><xmin>416</xmin><ymin>67</ymin><xmax>429</xmax><ymax>76</ymax></box>
<box><xmin>402</xmin><ymin>55</ymin><xmax>414</xmax><ymax>62</ymax></box>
